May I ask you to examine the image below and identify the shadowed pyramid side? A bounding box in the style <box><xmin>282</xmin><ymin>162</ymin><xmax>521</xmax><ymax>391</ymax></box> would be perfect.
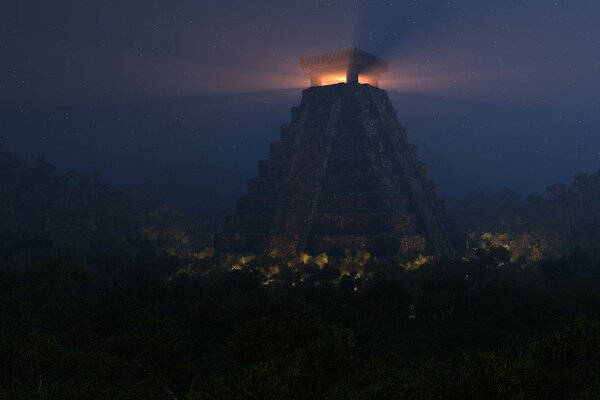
<box><xmin>214</xmin><ymin>83</ymin><xmax>453</xmax><ymax>256</ymax></box>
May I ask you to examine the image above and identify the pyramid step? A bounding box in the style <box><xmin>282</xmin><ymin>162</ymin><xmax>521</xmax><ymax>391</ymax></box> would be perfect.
<box><xmin>225</xmin><ymin>214</ymin><xmax>275</xmax><ymax>233</ymax></box>
<box><xmin>247</xmin><ymin>176</ymin><xmax>284</xmax><ymax>195</ymax></box>
<box><xmin>321</xmin><ymin>172</ymin><xmax>394</xmax><ymax>193</ymax></box>
<box><xmin>311</xmin><ymin>212</ymin><xmax>417</xmax><ymax>235</ymax></box>
<box><xmin>290</xmin><ymin>106</ymin><xmax>302</xmax><ymax>121</ymax></box>
<box><xmin>236</xmin><ymin>195</ymin><xmax>279</xmax><ymax>214</ymax></box>
<box><xmin>269</xmin><ymin>141</ymin><xmax>290</xmax><ymax>159</ymax></box>
<box><xmin>280</xmin><ymin>123</ymin><xmax>291</xmax><ymax>135</ymax></box>
<box><xmin>214</xmin><ymin>233</ymin><xmax>268</xmax><ymax>253</ymax></box>
<box><xmin>316</xmin><ymin>192</ymin><xmax>409</xmax><ymax>213</ymax></box>
<box><xmin>307</xmin><ymin>233</ymin><xmax>426</xmax><ymax>256</ymax></box>
<box><xmin>325</xmin><ymin>154</ymin><xmax>374</xmax><ymax>174</ymax></box>
<box><xmin>307</xmin><ymin>234</ymin><xmax>380</xmax><ymax>254</ymax></box>
<box><xmin>305</xmin><ymin>233</ymin><xmax>395</xmax><ymax>255</ymax></box>
<box><xmin>329</xmin><ymin>137</ymin><xmax>375</xmax><ymax>154</ymax></box>
<box><xmin>258</xmin><ymin>158</ymin><xmax>289</xmax><ymax>177</ymax></box>
<box><xmin>399</xmin><ymin>235</ymin><xmax>427</xmax><ymax>254</ymax></box>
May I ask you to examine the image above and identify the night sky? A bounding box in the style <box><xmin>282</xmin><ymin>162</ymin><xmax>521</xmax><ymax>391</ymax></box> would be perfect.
<box><xmin>2</xmin><ymin>0</ymin><xmax>599</xmax><ymax>217</ymax></box>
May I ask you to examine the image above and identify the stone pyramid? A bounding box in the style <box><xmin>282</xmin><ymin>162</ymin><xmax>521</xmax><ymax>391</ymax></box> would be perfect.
<box><xmin>214</xmin><ymin>82</ymin><xmax>454</xmax><ymax>257</ymax></box>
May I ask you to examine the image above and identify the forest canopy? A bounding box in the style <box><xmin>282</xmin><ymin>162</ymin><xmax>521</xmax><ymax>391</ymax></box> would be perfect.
<box><xmin>1</xmin><ymin>150</ymin><xmax>600</xmax><ymax>399</ymax></box>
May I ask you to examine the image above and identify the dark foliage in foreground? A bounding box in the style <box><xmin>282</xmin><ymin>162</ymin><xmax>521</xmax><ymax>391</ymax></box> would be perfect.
<box><xmin>1</xmin><ymin>233</ymin><xmax>600</xmax><ymax>399</ymax></box>
<box><xmin>456</xmin><ymin>168</ymin><xmax>600</xmax><ymax>259</ymax></box>
<box><xmin>2</xmin><ymin>152</ymin><xmax>600</xmax><ymax>399</ymax></box>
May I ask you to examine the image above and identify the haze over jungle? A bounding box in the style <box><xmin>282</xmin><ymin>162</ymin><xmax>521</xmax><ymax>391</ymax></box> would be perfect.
<box><xmin>1</xmin><ymin>0</ymin><xmax>600</xmax><ymax>399</ymax></box>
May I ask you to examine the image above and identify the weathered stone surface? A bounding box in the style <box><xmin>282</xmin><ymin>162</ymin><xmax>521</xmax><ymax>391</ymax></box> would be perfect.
<box><xmin>235</xmin><ymin>195</ymin><xmax>279</xmax><ymax>214</ymax></box>
<box><xmin>311</xmin><ymin>213</ymin><xmax>415</xmax><ymax>235</ymax></box>
<box><xmin>306</xmin><ymin>233</ymin><xmax>414</xmax><ymax>256</ymax></box>
<box><xmin>269</xmin><ymin>142</ymin><xmax>288</xmax><ymax>159</ymax></box>
<box><xmin>258</xmin><ymin>159</ymin><xmax>288</xmax><ymax>177</ymax></box>
<box><xmin>247</xmin><ymin>177</ymin><xmax>283</xmax><ymax>195</ymax></box>
<box><xmin>225</xmin><ymin>214</ymin><xmax>274</xmax><ymax>233</ymax></box>
<box><xmin>399</xmin><ymin>235</ymin><xmax>427</xmax><ymax>254</ymax></box>
<box><xmin>316</xmin><ymin>192</ymin><xmax>408</xmax><ymax>213</ymax></box>
<box><xmin>307</xmin><ymin>234</ymin><xmax>378</xmax><ymax>254</ymax></box>
<box><xmin>214</xmin><ymin>83</ymin><xmax>453</xmax><ymax>256</ymax></box>
<box><xmin>320</xmin><ymin>173</ymin><xmax>390</xmax><ymax>193</ymax></box>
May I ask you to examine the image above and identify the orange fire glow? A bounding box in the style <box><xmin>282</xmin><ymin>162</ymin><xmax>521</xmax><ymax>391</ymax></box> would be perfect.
<box><xmin>316</xmin><ymin>74</ymin><xmax>381</xmax><ymax>87</ymax></box>
<box><xmin>320</xmin><ymin>74</ymin><xmax>347</xmax><ymax>85</ymax></box>
<box><xmin>358</xmin><ymin>75</ymin><xmax>379</xmax><ymax>86</ymax></box>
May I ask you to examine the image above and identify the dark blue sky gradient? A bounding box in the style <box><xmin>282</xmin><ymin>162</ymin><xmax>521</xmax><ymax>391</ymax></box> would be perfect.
<box><xmin>1</xmin><ymin>0</ymin><xmax>599</xmax><ymax>216</ymax></box>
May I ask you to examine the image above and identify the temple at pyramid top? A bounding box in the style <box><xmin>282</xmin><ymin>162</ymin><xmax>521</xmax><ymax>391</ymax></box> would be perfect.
<box><xmin>300</xmin><ymin>47</ymin><xmax>389</xmax><ymax>87</ymax></box>
<box><xmin>214</xmin><ymin>49</ymin><xmax>454</xmax><ymax>257</ymax></box>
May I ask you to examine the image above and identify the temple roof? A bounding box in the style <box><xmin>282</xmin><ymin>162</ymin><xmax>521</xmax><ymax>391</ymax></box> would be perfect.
<box><xmin>300</xmin><ymin>47</ymin><xmax>389</xmax><ymax>74</ymax></box>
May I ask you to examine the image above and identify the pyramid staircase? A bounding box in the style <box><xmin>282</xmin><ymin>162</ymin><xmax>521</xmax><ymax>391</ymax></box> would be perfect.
<box><xmin>214</xmin><ymin>83</ymin><xmax>453</xmax><ymax>256</ymax></box>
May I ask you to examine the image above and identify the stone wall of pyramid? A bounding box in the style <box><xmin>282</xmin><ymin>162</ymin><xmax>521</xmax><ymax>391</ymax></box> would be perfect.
<box><xmin>214</xmin><ymin>83</ymin><xmax>453</xmax><ymax>256</ymax></box>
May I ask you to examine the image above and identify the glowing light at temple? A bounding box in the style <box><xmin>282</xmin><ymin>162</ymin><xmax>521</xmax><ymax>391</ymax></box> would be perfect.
<box><xmin>320</xmin><ymin>74</ymin><xmax>347</xmax><ymax>85</ymax></box>
<box><xmin>300</xmin><ymin>47</ymin><xmax>389</xmax><ymax>87</ymax></box>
